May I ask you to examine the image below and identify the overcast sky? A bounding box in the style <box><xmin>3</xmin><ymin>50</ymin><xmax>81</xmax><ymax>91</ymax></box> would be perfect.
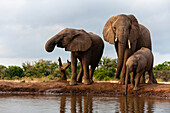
<box><xmin>0</xmin><ymin>0</ymin><xmax>170</xmax><ymax>66</ymax></box>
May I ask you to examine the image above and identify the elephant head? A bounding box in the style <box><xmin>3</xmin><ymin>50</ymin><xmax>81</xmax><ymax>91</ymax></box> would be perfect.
<box><xmin>103</xmin><ymin>14</ymin><xmax>140</xmax><ymax>78</ymax></box>
<box><xmin>45</xmin><ymin>28</ymin><xmax>92</xmax><ymax>52</ymax></box>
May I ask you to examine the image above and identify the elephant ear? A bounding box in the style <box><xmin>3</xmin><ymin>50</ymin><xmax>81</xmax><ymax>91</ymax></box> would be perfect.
<box><xmin>65</xmin><ymin>30</ymin><xmax>92</xmax><ymax>52</ymax></box>
<box><xmin>103</xmin><ymin>16</ymin><xmax>118</xmax><ymax>45</ymax></box>
<box><xmin>128</xmin><ymin>15</ymin><xmax>140</xmax><ymax>44</ymax></box>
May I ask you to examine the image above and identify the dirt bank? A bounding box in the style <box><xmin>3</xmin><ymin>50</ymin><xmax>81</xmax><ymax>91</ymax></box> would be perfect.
<box><xmin>0</xmin><ymin>80</ymin><xmax>169</xmax><ymax>99</ymax></box>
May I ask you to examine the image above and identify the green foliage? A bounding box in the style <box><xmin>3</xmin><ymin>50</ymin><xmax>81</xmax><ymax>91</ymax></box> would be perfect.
<box><xmin>153</xmin><ymin>61</ymin><xmax>170</xmax><ymax>82</ymax></box>
<box><xmin>157</xmin><ymin>70</ymin><xmax>170</xmax><ymax>82</ymax></box>
<box><xmin>22</xmin><ymin>59</ymin><xmax>59</xmax><ymax>78</ymax></box>
<box><xmin>47</xmin><ymin>75</ymin><xmax>55</xmax><ymax>80</ymax></box>
<box><xmin>93</xmin><ymin>57</ymin><xmax>117</xmax><ymax>81</ymax></box>
<box><xmin>0</xmin><ymin>58</ymin><xmax>169</xmax><ymax>82</ymax></box>
<box><xmin>5</xmin><ymin>66</ymin><xmax>24</xmax><ymax>79</ymax></box>
<box><xmin>0</xmin><ymin>65</ymin><xmax>7</xmax><ymax>79</ymax></box>
<box><xmin>153</xmin><ymin>61</ymin><xmax>170</xmax><ymax>70</ymax></box>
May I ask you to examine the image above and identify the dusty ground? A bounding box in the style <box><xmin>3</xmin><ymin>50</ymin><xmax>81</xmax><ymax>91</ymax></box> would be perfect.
<box><xmin>0</xmin><ymin>80</ymin><xmax>169</xmax><ymax>99</ymax></box>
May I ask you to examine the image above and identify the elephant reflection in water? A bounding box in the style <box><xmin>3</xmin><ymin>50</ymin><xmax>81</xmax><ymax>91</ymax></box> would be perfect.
<box><xmin>118</xmin><ymin>96</ymin><xmax>154</xmax><ymax>113</ymax></box>
<box><xmin>60</xmin><ymin>96</ymin><xmax>66</xmax><ymax>113</ymax></box>
<box><xmin>60</xmin><ymin>95</ymin><xmax>93</xmax><ymax>113</ymax></box>
<box><xmin>60</xmin><ymin>95</ymin><xmax>155</xmax><ymax>112</ymax></box>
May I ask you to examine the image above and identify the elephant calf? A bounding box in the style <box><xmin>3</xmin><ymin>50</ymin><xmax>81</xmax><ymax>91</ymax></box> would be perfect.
<box><xmin>125</xmin><ymin>47</ymin><xmax>156</xmax><ymax>95</ymax></box>
<box><xmin>45</xmin><ymin>28</ymin><xmax>104</xmax><ymax>85</ymax></box>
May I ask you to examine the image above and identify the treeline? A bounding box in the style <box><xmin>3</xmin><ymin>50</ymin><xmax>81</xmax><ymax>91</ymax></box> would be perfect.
<box><xmin>153</xmin><ymin>61</ymin><xmax>170</xmax><ymax>82</ymax></box>
<box><xmin>0</xmin><ymin>58</ymin><xmax>169</xmax><ymax>81</ymax></box>
<box><xmin>0</xmin><ymin>59</ymin><xmax>60</xmax><ymax>80</ymax></box>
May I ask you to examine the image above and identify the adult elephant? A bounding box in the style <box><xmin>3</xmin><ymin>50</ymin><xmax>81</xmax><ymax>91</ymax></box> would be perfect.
<box><xmin>45</xmin><ymin>28</ymin><xmax>104</xmax><ymax>85</ymax></box>
<box><xmin>103</xmin><ymin>14</ymin><xmax>157</xmax><ymax>84</ymax></box>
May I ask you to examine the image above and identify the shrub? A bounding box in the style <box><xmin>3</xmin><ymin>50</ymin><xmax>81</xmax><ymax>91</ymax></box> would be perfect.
<box><xmin>5</xmin><ymin>66</ymin><xmax>24</xmax><ymax>79</ymax></box>
<box><xmin>156</xmin><ymin>70</ymin><xmax>170</xmax><ymax>82</ymax></box>
<box><xmin>153</xmin><ymin>61</ymin><xmax>170</xmax><ymax>70</ymax></box>
<box><xmin>93</xmin><ymin>57</ymin><xmax>117</xmax><ymax>81</ymax></box>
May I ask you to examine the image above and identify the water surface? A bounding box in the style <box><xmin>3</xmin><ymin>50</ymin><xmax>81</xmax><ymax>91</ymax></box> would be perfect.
<box><xmin>0</xmin><ymin>95</ymin><xmax>169</xmax><ymax>113</ymax></box>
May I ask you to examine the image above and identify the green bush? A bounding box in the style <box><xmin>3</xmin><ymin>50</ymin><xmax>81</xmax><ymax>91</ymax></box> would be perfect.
<box><xmin>93</xmin><ymin>57</ymin><xmax>117</xmax><ymax>81</ymax></box>
<box><xmin>153</xmin><ymin>61</ymin><xmax>170</xmax><ymax>70</ymax></box>
<box><xmin>0</xmin><ymin>58</ymin><xmax>169</xmax><ymax>82</ymax></box>
<box><xmin>47</xmin><ymin>75</ymin><xmax>55</xmax><ymax>80</ymax></box>
<box><xmin>22</xmin><ymin>59</ymin><xmax>59</xmax><ymax>78</ymax></box>
<box><xmin>0</xmin><ymin>65</ymin><xmax>7</xmax><ymax>79</ymax></box>
<box><xmin>5</xmin><ymin>66</ymin><xmax>24</xmax><ymax>79</ymax></box>
<box><xmin>153</xmin><ymin>61</ymin><xmax>170</xmax><ymax>81</ymax></box>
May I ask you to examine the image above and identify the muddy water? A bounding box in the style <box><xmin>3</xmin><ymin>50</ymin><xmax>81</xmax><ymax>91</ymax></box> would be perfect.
<box><xmin>0</xmin><ymin>95</ymin><xmax>169</xmax><ymax>113</ymax></box>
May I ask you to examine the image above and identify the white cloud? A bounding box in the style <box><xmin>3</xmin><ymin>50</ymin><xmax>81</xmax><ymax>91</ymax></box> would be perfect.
<box><xmin>154</xmin><ymin>52</ymin><xmax>170</xmax><ymax>66</ymax></box>
<box><xmin>0</xmin><ymin>0</ymin><xmax>169</xmax><ymax>66</ymax></box>
<box><xmin>0</xmin><ymin>24</ymin><xmax>64</xmax><ymax>58</ymax></box>
<box><xmin>0</xmin><ymin>0</ymin><xmax>26</xmax><ymax>22</ymax></box>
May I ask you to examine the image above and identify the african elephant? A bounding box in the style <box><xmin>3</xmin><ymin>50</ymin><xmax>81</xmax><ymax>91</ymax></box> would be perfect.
<box><xmin>45</xmin><ymin>28</ymin><xmax>104</xmax><ymax>85</ymax></box>
<box><xmin>125</xmin><ymin>47</ymin><xmax>156</xmax><ymax>95</ymax></box>
<box><xmin>103</xmin><ymin>14</ymin><xmax>157</xmax><ymax>84</ymax></box>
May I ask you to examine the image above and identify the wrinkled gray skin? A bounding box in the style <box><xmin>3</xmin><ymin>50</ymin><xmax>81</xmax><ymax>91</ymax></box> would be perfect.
<box><xmin>103</xmin><ymin>14</ymin><xmax>157</xmax><ymax>84</ymax></box>
<box><xmin>45</xmin><ymin>28</ymin><xmax>104</xmax><ymax>85</ymax></box>
<box><xmin>125</xmin><ymin>47</ymin><xmax>157</xmax><ymax>95</ymax></box>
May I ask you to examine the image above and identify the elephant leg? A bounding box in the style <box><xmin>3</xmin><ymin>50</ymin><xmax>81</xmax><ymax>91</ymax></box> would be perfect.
<box><xmin>77</xmin><ymin>61</ymin><xmax>83</xmax><ymax>83</ymax></box>
<box><xmin>119</xmin><ymin>62</ymin><xmax>126</xmax><ymax>85</ymax></box>
<box><xmin>82</xmin><ymin>60</ymin><xmax>91</xmax><ymax>85</ymax></box>
<box><xmin>131</xmin><ymin>71</ymin><xmax>136</xmax><ymax>89</ymax></box>
<box><xmin>119</xmin><ymin>49</ymin><xmax>129</xmax><ymax>85</ymax></box>
<box><xmin>152</xmin><ymin>74</ymin><xmax>157</xmax><ymax>83</ymax></box>
<box><xmin>140</xmin><ymin>73</ymin><xmax>145</xmax><ymax>84</ymax></box>
<box><xmin>89</xmin><ymin>66</ymin><xmax>96</xmax><ymax>83</ymax></box>
<box><xmin>70</xmin><ymin>53</ymin><xmax>77</xmax><ymax>85</ymax></box>
<box><xmin>133</xmin><ymin>73</ymin><xmax>141</xmax><ymax>91</ymax></box>
<box><xmin>148</xmin><ymin>70</ymin><xmax>157</xmax><ymax>84</ymax></box>
<box><xmin>151</xmin><ymin>70</ymin><xmax>157</xmax><ymax>83</ymax></box>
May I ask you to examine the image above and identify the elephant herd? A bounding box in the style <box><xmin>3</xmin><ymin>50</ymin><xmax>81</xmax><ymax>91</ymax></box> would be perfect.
<box><xmin>45</xmin><ymin>14</ymin><xmax>157</xmax><ymax>94</ymax></box>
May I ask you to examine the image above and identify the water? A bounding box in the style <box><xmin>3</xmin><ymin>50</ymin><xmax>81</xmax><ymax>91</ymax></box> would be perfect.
<box><xmin>0</xmin><ymin>95</ymin><xmax>169</xmax><ymax>113</ymax></box>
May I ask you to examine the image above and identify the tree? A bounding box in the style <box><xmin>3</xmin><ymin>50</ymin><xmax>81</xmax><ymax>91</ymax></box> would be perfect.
<box><xmin>5</xmin><ymin>66</ymin><xmax>24</xmax><ymax>79</ymax></box>
<box><xmin>153</xmin><ymin>61</ymin><xmax>170</xmax><ymax>70</ymax></box>
<box><xmin>22</xmin><ymin>59</ymin><xmax>59</xmax><ymax>78</ymax></box>
<box><xmin>153</xmin><ymin>61</ymin><xmax>170</xmax><ymax>82</ymax></box>
<box><xmin>94</xmin><ymin>57</ymin><xmax>117</xmax><ymax>81</ymax></box>
<box><xmin>0</xmin><ymin>65</ymin><xmax>7</xmax><ymax>79</ymax></box>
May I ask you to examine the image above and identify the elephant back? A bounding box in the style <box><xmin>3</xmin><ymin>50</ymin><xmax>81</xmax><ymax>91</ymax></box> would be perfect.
<box><xmin>136</xmin><ymin>24</ymin><xmax>152</xmax><ymax>51</ymax></box>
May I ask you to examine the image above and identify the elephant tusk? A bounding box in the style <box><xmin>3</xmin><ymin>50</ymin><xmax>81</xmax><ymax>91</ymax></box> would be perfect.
<box><xmin>115</xmin><ymin>37</ymin><xmax>118</xmax><ymax>42</ymax></box>
<box><xmin>128</xmin><ymin>40</ymin><xmax>131</xmax><ymax>49</ymax></box>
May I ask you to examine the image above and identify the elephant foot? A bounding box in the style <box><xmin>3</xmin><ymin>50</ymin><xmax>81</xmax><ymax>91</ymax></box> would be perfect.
<box><xmin>77</xmin><ymin>77</ymin><xmax>83</xmax><ymax>83</ymax></box>
<box><xmin>84</xmin><ymin>79</ymin><xmax>91</xmax><ymax>85</ymax></box>
<box><xmin>133</xmin><ymin>87</ymin><xmax>140</xmax><ymax>91</ymax></box>
<box><xmin>90</xmin><ymin>80</ymin><xmax>94</xmax><ymax>84</ymax></box>
<box><xmin>153</xmin><ymin>79</ymin><xmax>157</xmax><ymax>84</ymax></box>
<box><xmin>77</xmin><ymin>80</ymin><xmax>82</xmax><ymax>83</ymax></box>
<box><xmin>118</xmin><ymin>80</ymin><xmax>125</xmax><ymax>85</ymax></box>
<box><xmin>69</xmin><ymin>80</ymin><xmax>78</xmax><ymax>85</ymax></box>
<box><xmin>148</xmin><ymin>80</ymin><xmax>153</xmax><ymax>84</ymax></box>
<box><xmin>140</xmin><ymin>79</ymin><xmax>145</xmax><ymax>84</ymax></box>
<box><xmin>148</xmin><ymin>78</ymin><xmax>157</xmax><ymax>84</ymax></box>
<box><xmin>131</xmin><ymin>84</ymin><xmax>134</xmax><ymax>89</ymax></box>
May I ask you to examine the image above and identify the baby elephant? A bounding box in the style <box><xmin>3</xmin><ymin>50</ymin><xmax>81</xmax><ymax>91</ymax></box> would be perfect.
<box><xmin>45</xmin><ymin>28</ymin><xmax>104</xmax><ymax>85</ymax></box>
<box><xmin>125</xmin><ymin>47</ymin><xmax>156</xmax><ymax>95</ymax></box>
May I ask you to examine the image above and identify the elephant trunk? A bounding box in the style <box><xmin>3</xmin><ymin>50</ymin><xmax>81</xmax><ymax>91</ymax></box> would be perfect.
<box><xmin>125</xmin><ymin>68</ymin><xmax>129</xmax><ymax>95</ymax></box>
<box><xmin>45</xmin><ymin>35</ymin><xmax>61</xmax><ymax>52</ymax></box>
<box><xmin>115</xmin><ymin>43</ymin><xmax>126</xmax><ymax>78</ymax></box>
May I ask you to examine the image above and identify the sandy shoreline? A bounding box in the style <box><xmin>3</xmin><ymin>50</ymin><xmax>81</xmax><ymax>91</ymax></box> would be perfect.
<box><xmin>0</xmin><ymin>80</ymin><xmax>169</xmax><ymax>99</ymax></box>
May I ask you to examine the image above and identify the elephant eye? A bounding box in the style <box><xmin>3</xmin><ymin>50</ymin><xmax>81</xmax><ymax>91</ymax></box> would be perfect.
<box><xmin>114</xmin><ymin>26</ymin><xmax>116</xmax><ymax>30</ymax></box>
